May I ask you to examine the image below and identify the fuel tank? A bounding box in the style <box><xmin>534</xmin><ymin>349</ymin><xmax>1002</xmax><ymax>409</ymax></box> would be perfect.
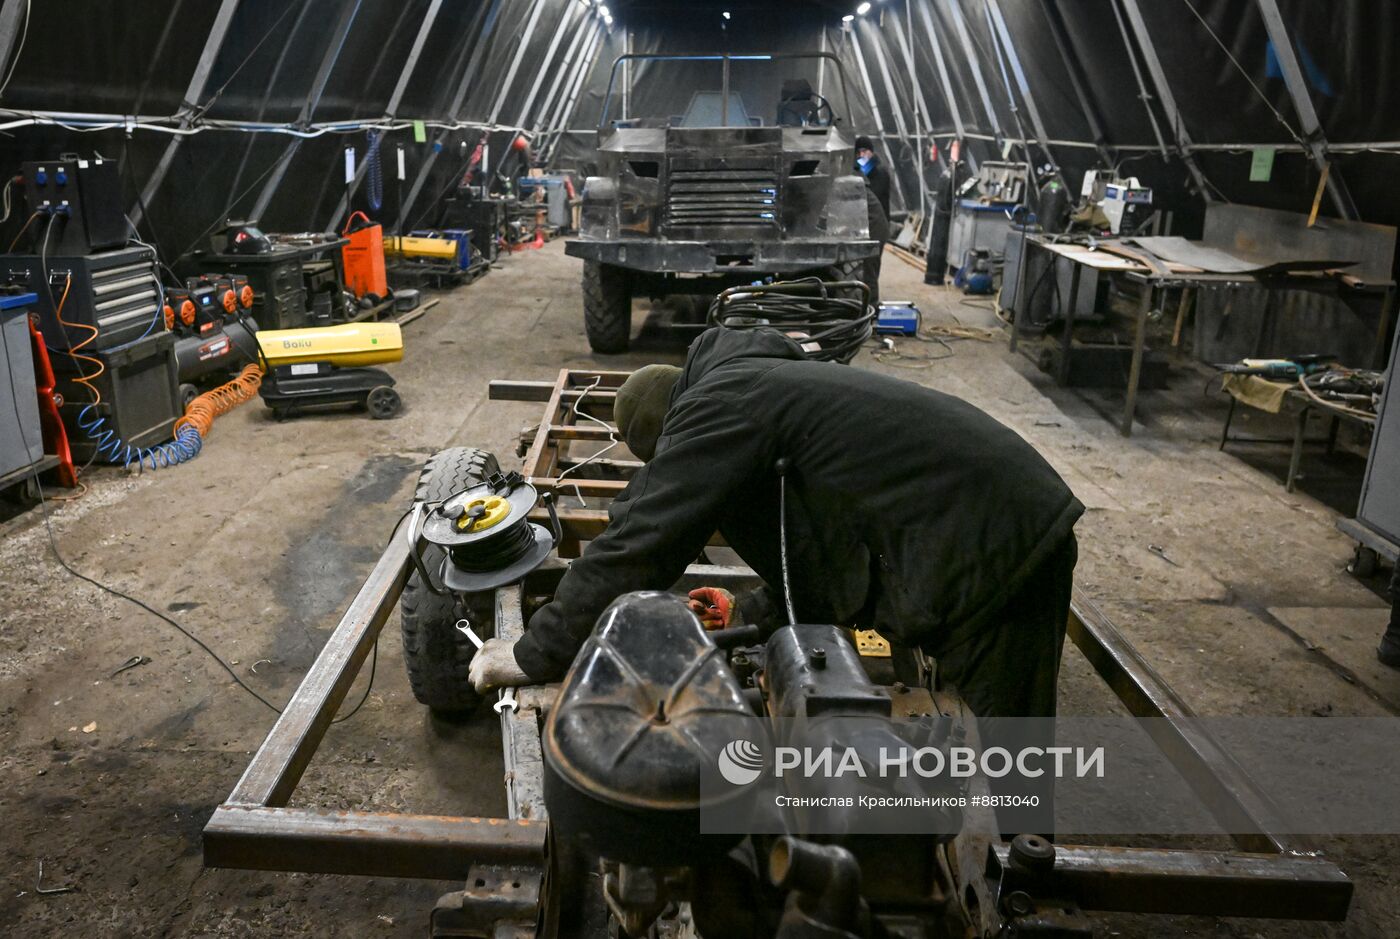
<box><xmin>255</xmin><ymin>322</ymin><xmax>403</xmax><ymax>368</ymax></box>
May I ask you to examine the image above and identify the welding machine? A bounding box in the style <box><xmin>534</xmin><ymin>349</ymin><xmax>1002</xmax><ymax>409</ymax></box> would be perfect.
<box><xmin>255</xmin><ymin>322</ymin><xmax>403</xmax><ymax>419</ymax></box>
<box><xmin>875</xmin><ymin>301</ymin><xmax>921</xmax><ymax>336</ymax></box>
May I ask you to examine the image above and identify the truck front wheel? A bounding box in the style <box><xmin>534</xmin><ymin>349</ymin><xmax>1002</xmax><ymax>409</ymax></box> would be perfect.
<box><xmin>582</xmin><ymin>260</ymin><xmax>633</xmax><ymax>354</ymax></box>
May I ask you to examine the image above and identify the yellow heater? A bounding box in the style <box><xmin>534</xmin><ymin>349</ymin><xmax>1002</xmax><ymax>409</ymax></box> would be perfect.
<box><xmin>384</xmin><ymin>235</ymin><xmax>458</xmax><ymax>260</ymax></box>
<box><xmin>256</xmin><ymin>323</ymin><xmax>403</xmax><ymax>368</ymax></box>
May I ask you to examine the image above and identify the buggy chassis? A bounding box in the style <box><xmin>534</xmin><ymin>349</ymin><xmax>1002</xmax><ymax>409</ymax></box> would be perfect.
<box><xmin>204</xmin><ymin>368</ymin><xmax>1353</xmax><ymax>935</ymax></box>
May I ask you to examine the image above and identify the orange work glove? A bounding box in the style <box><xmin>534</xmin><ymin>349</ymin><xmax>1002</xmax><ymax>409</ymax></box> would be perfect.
<box><xmin>687</xmin><ymin>587</ymin><xmax>736</xmax><ymax>630</ymax></box>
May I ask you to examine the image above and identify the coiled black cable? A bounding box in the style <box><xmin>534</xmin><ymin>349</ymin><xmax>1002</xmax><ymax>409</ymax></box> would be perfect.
<box><xmin>709</xmin><ymin>277</ymin><xmax>874</xmax><ymax>364</ymax></box>
<box><xmin>446</xmin><ymin>518</ymin><xmax>538</xmax><ymax>573</ymax></box>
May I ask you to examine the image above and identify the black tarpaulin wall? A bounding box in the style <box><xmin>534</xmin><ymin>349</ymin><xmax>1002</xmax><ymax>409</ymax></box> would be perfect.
<box><xmin>0</xmin><ymin>0</ymin><xmax>1398</xmax><ymax>262</ymax></box>
<box><xmin>0</xmin><ymin>0</ymin><xmax>607</xmax><ymax>259</ymax></box>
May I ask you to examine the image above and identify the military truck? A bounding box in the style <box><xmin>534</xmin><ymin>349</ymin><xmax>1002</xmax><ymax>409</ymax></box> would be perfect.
<box><xmin>565</xmin><ymin>53</ymin><xmax>882</xmax><ymax>353</ymax></box>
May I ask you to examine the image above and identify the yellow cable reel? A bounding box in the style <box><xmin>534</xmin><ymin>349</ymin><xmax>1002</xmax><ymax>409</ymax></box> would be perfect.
<box><xmin>456</xmin><ymin>494</ymin><xmax>512</xmax><ymax>532</ymax></box>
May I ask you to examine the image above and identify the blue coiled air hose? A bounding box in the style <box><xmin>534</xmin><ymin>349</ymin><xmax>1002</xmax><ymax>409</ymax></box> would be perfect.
<box><xmin>77</xmin><ymin>405</ymin><xmax>204</xmax><ymax>472</ymax></box>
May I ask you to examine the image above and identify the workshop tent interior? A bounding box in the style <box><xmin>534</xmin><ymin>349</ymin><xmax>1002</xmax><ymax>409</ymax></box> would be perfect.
<box><xmin>1</xmin><ymin>0</ymin><xmax>1397</xmax><ymax>261</ymax></box>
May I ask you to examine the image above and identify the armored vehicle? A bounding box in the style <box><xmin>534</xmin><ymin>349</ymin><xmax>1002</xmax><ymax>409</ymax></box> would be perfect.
<box><xmin>566</xmin><ymin>53</ymin><xmax>882</xmax><ymax>352</ymax></box>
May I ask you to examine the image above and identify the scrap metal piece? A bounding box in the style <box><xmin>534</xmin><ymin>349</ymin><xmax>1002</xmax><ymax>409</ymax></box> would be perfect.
<box><xmin>431</xmin><ymin>864</ymin><xmax>543</xmax><ymax>939</ymax></box>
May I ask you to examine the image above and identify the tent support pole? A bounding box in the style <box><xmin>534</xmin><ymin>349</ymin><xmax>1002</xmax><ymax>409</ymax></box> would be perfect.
<box><xmin>1253</xmin><ymin>0</ymin><xmax>1357</xmax><ymax>219</ymax></box>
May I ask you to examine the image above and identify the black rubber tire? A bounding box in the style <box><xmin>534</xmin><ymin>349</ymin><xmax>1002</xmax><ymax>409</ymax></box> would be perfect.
<box><xmin>400</xmin><ymin>446</ymin><xmax>501</xmax><ymax>714</ymax></box>
<box><xmin>582</xmin><ymin>260</ymin><xmax>633</xmax><ymax>354</ymax></box>
<box><xmin>820</xmin><ymin>257</ymin><xmax>879</xmax><ymax>323</ymax></box>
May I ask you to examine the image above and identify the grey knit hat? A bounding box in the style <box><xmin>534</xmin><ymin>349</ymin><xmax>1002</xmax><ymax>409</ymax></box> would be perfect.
<box><xmin>613</xmin><ymin>364</ymin><xmax>681</xmax><ymax>461</ymax></box>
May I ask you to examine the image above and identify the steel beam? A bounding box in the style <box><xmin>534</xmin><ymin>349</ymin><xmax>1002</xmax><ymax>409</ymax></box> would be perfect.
<box><xmin>0</xmin><ymin>0</ymin><xmax>28</xmax><ymax>93</ymax></box>
<box><xmin>888</xmin><ymin>8</ymin><xmax>934</xmax><ymax>178</ymax></box>
<box><xmin>544</xmin><ymin>21</ymin><xmax>606</xmax><ymax>167</ymax></box>
<box><xmin>984</xmin><ymin>0</ymin><xmax>1056</xmax><ymax>167</ymax></box>
<box><xmin>495</xmin><ymin>584</ymin><xmax>549</xmax><ymax>822</ymax></box>
<box><xmin>531</xmin><ymin>5</ymin><xmax>597</xmax><ymax>132</ymax></box>
<box><xmin>130</xmin><ymin>0</ymin><xmax>242</xmax><ymax>225</ymax></box>
<box><xmin>1068</xmin><ymin>589</ymin><xmax>1308</xmax><ymax>855</ymax></box>
<box><xmin>226</xmin><ymin>518</ymin><xmax>410</xmax><ymax>808</ymax></box>
<box><xmin>988</xmin><ymin>844</ymin><xmax>1352</xmax><ymax>921</ymax></box>
<box><xmin>328</xmin><ymin>0</ymin><xmax>446</xmax><ymax>230</ymax></box>
<box><xmin>1253</xmin><ymin>0</ymin><xmax>1357</xmax><ymax>219</ymax></box>
<box><xmin>1107</xmin><ymin>0</ymin><xmax>1169</xmax><ymax>160</ymax></box>
<box><xmin>384</xmin><ymin>0</ymin><xmax>444</xmax><ymax>118</ymax></box>
<box><xmin>848</xmin><ymin>21</ymin><xmax>909</xmax><ymax>211</ymax></box>
<box><xmin>513</xmin><ymin>0</ymin><xmax>580</xmax><ymax>130</ymax></box>
<box><xmin>1115</xmin><ymin>0</ymin><xmax>1212</xmax><ymax>196</ymax></box>
<box><xmin>398</xmin><ymin>0</ymin><xmax>507</xmax><ymax>231</ymax></box>
<box><xmin>205</xmin><ymin>806</ymin><xmax>547</xmax><ymax>880</ymax></box>
<box><xmin>487</xmin><ymin>0</ymin><xmax>550</xmax><ymax>127</ymax></box>
<box><xmin>250</xmin><ymin>0</ymin><xmax>364</xmax><ymax>221</ymax></box>
<box><xmin>944</xmin><ymin>0</ymin><xmax>1005</xmax><ymax>147</ymax></box>
<box><xmin>1038</xmin><ymin>0</ymin><xmax>1115</xmax><ymax>168</ymax></box>
<box><xmin>863</xmin><ymin>21</ymin><xmax>916</xmax><ymax>212</ymax></box>
<box><xmin>912</xmin><ymin>0</ymin><xmax>976</xmax><ymax>171</ymax></box>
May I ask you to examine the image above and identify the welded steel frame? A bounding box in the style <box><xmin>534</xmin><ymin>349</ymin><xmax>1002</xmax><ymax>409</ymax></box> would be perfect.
<box><xmin>206</xmin><ymin>368</ymin><xmax>1352</xmax><ymax>929</ymax></box>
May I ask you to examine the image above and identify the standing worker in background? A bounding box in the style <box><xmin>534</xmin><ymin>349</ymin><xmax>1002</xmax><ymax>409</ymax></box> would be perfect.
<box><xmin>853</xmin><ymin>136</ymin><xmax>891</xmax><ymax>305</ymax></box>
<box><xmin>854</xmin><ymin>135</ymin><xmax>892</xmax><ymax>218</ymax></box>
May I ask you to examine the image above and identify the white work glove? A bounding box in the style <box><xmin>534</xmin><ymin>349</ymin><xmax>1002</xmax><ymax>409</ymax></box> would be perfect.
<box><xmin>469</xmin><ymin>637</ymin><xmax>530</xmax><ymax>694</ymax></box>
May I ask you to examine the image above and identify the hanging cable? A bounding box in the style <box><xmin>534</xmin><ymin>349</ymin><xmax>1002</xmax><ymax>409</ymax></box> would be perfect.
<box><xmin>709</xmin><ymin>278</ymin><xmax>874</xmax><ymax>364</ymax></box>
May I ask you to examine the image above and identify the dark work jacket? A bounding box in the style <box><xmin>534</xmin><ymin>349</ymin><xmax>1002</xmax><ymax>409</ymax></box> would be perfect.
<box><xmin>513</xmin><ymin>330</ymin><xmax>1084</xmax><ymax>680</ymax></box>
<box><xmin>858</xmin><ymin>155</ymin><xmax>893</xmax><ymax>219</ymax></box>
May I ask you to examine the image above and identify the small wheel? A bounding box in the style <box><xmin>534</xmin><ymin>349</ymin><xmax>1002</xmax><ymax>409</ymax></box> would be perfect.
<box><xmin>366</xmin><ymin>385</ymin><xmax>402</xmax><ymax>419</ymax></box>
<box><xmin>1351</xmin><ymin>545</ymin><xmax>1379</xmax><ymax>578</ymax></box>
<box><xmin>178</xmin><ymin>383</ymin><xmax>200</xmax><ymax>412</ymax></box>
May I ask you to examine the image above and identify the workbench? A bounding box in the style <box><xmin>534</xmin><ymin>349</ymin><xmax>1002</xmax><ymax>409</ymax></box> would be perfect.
<box><xmin>1007</xmin><ymin>234</ymin><xmax>1396</xmax><ymax>437</ymax></box>
<box><xmin>1218</xmin><ymin>375</ymin><xmax>1376</xmax><ymax>492</ymax></box>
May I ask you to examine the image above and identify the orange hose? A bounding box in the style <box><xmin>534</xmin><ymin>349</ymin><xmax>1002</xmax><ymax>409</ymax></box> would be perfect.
<box><xmin>54</xmin><ymin>274</ymin><xmax>107</xmax><ymax>406</ymax></box>
<box><xmin>175</xmin><ymin>363</ymin><xmax>264</xmax><ymax>438</ymax></box>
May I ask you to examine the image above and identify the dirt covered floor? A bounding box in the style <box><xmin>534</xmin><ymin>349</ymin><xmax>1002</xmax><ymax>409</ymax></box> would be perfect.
<box><xmin>1</xmin><ymin>240</ymin><xmax>1397</xmax><ymax>937</ymax></box>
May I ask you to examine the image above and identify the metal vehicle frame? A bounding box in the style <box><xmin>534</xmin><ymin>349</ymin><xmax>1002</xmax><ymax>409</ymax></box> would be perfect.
<box><xmin>205</xmin><ymin>368</ymin><xmax>1353</xmax><ymax>934</ymax></box>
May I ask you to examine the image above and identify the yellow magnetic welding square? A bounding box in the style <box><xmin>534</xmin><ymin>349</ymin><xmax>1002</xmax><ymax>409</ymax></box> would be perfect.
<box><xmin>855</xmin><ymin>629</ymin><xmax>891</xmax><ymax>658</ymax></box>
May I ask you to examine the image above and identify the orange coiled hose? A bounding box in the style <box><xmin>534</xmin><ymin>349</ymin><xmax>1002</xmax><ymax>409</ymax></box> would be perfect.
<box><xmin>175</xmin><ymin>363</ymin><xmax>264</xmax><ymax>438</ymax></box>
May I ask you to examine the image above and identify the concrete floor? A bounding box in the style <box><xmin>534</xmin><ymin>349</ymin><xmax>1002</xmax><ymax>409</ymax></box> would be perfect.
<box><xmin>1</xmin><ymin>240</ymin><xmax>1396</xmax><ymax>937</ymax></box>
